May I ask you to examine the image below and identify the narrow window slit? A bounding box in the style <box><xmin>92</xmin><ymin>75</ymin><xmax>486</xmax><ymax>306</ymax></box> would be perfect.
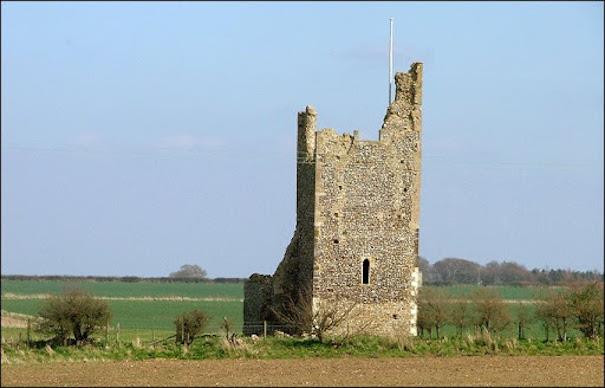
<box><xmin>362</xmin><ymin>259</ymin><xmax>370</xmax><ymax>284</ymax></box>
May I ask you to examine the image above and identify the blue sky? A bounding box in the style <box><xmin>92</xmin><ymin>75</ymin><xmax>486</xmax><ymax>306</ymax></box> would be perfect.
<box><xmin>1</xmin><ymin>2</ymin><xmax>603</xmax><ymax>277</ymax></box>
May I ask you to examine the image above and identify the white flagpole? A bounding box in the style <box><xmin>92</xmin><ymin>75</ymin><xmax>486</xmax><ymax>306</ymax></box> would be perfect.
<box><xmin>389</xmin><ymin>17</ymin><xmax>394</xmax><ymax>104</ymax></box>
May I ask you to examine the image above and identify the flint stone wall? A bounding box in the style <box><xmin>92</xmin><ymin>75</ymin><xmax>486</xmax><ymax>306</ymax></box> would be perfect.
<box><xmin>243</xmin><ymin>62</ymin><xmax>423</xmax><ymax>337</ymax></box>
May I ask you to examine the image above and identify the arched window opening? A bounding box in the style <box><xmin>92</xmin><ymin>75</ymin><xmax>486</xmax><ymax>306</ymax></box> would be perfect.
<box><xmin>362</xmin><ymin>259</ymin><xmax>370</xmax><ymax>284</ymax></box>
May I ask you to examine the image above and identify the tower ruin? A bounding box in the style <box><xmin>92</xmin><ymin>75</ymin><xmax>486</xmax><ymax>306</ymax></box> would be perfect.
<box><xmin>244</xmin><ymin>62</ymin><xmax>423</xmax><ymax>337</ymax></box>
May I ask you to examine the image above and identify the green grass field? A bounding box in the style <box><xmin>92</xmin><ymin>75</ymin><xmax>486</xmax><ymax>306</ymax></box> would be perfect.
<box><xmin>421</xmin><ymin>303</ymin><xmax>580</xmax><ymax>340</ymax></box>
<box><xmin>1</xmin><ymin>279</ymin><xmax>245</xmax><ymax>340</ymax></box>
<box><xmin>1</xmin><ymin>279</ymin><xmax>243</xmax><ymax>299</ymax></box>
<box><xmin>0</xmin><ymin>279</ymin><xmax>576</xmax><ymax>342</ymax></box>
<box><xmin>1</xmin><ymin>279</ymin><xmax>545</xmax><ymax>301</ymax></box>
<box><xmin>2</xmin><ymin>299</ymin><xmax>241</xmax><ymax>332</ymax></box>
<box><xmin>427</xmin><ymin>284</ymin><xmax>555</xmax><ymax>300</ymax></box>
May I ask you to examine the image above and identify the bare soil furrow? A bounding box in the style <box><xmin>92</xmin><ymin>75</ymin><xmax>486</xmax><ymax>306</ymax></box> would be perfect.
<box><xmin>1</xmin><ymin>356</ymin><xmax>602</xmax><ymax>387</ymax></box>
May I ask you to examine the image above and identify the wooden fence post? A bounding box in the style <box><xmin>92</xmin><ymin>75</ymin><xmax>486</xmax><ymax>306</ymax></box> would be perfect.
<box><xmin>263</xmin><ymin>320</ymin><xmax>267</xmax><ymax>338</ymax></box>
<box><xmin>26</xmin><ymin>319</ymin><xmax>31</xmax><ymax>348</ymax></box>
<box><xmin>181</xmin><ymin>321</ymin><xmax>185</xmax><ymax>345</ymax></box>
<box><xmin>116</xmin><ymin>323</ymin><xmax>120</xmax><ymax>345</ymax></box>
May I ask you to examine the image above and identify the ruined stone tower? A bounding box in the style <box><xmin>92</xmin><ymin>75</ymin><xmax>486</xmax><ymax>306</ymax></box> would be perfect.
<box><xmin>244</xmin><ymin>62</ymin><xmax>423</xmax><ymax>337</ymax></box>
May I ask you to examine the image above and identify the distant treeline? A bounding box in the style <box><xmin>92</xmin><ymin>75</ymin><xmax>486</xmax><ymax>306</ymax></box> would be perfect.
<box><xmin>2</xmin><ymin>259</ymin><xmax>603</xmax><ymax>287</ymax></box>
<box><xmin>420</xmin><ymin>257</ymin><xmax>604</xmax><ymax>286</ymax></box>
<box><xmin>0</xmin><ymin>275</ymin><xmax>247</xmax><ymax>283</ymax></box>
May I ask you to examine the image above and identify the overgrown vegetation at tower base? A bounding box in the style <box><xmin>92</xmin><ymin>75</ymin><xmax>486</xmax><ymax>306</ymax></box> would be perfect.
<box><xmin>2</xmin><ymin>334</ymin><xmax>603</xmax><ymax>364</ymax></box>
<box><xmin>3</xmin><ymin>282</ymin><xmax>603</xmax><ymax>364</ymax></box>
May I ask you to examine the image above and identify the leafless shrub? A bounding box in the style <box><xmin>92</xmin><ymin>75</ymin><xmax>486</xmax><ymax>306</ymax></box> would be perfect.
<box><xmin>536</xmin><ymin>288</ymin><xmax>573</xmax><ymax>342</ymax></box>
<box><xmin>417</xmin><ymin>287</ymin><xmax>448</xmax><ymax>338</ymax></box>
<box><xmin>220</xmin><ymin>317</ymin><xmax>233</xmax><ymax>339</ymax></box>
<box><xmin>470</xmin><ymin>288</ymin><xmax>511</xmax><ymax>335</ymax></box>
<box><xmin>271</xmin><ymin>286</ymin><xmax>361</xmax><ymax>343</ymax></box>
<box><xmin>515</xmin><ymin>304</ymin><xmax>534</xmax><ymax>340</ymax></box>
<box><xmin>568</xmin><ymin>282</ymin><xmax>604</xmax><ymax>339</ymax></box>
<box><xmin>448</xmin><ymin>302</ymin><xmax>471</xmax><ymax>337</ymax></box>
<box><xmin>220</xmin><ymin>317</ymin><xmax>239</xmax><ymax>346</ymax></box>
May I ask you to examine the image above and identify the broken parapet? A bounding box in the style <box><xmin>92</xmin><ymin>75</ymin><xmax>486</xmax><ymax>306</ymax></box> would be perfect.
<box><xmin>297</xmin><ymin>105</ymin><xmax>316</xmax><ymax>163</ymax></box>
<box><xmin>380</xmin><ymin>62</ymin><xmax>423</xmax><ymax>142</ymax></box>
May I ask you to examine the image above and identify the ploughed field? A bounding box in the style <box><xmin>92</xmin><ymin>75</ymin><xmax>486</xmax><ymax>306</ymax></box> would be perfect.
<box><xmin>1</xmin><ymin>356</ymin><xmax>603</xmax><ymax>387</ymax></box>
<box><xmin>1</xmin><ymin>279</ymin><xmax>568</xmax><ymax>340</ymax></box>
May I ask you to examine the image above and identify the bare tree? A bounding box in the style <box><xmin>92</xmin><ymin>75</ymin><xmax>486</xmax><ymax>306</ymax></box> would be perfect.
<box><xmin>271</xmin><ymin>286</ymin><xmax>362</xmax><ymax>343</ymax></box>
<box><xmin>498</xmin><ymin>261</ymin><xmax>531</xmax><ymax>285</ymax></box>
<box><xmin>536</xmin><ymin>288</ymin><xmax>573</xmax><ymax>342</ymax></box>
<box><xmin>417</xmin><ymin>257</ymin><xmax>441</xmax><ymax>284</ymax></box>
<box><xmin>449</xmin><ymin>302</ymin><xmax>471</xmax><ymax>337</ymax></box>
<box><xmin>169</xmin><ymin>264</ymin><xmax>207</xmax><ymax>279</ymax></box>
<box><xmin>568</xmin><ymin>282</ymin><xmax>604</xmax><ymax>339</ymax></box>
<box><xmin>417</xmin><ymin>287</ymin><xmax>448</xmax><ymax>338</ymax></box>
<box><xmin>433</xmin><ymin>258</ymin><xmax>481</xmax><ymax>285</ymax></box>
<box><xmin>416</xmin><ymin>302</ymin><xmax>431</xmax><ymax>338</ymax></box>
<box><xmin>481</xmin><ymin>261</ymin><xmax>501</xmax><ymax>285</ymax></box>
<box><xmin>515</xmin><ymin>304</ymin><xmax>534</xmax><ymax>340</ymax></box>
<box><xmin>470</xmin><ymin>288</ymin><xmax>511</xmax><ymax>334</ymax></box>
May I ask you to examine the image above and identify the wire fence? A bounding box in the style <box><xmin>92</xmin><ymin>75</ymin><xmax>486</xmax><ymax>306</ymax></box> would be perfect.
<box><xmin>0</xmin><ymin>320</ymin><xmax>303</xmax><ymax>350</ymax></box>
<box><xmin>2</xmin><ymin>319</ymin><xmax>602</xmax><ymax>351</ymax></box>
